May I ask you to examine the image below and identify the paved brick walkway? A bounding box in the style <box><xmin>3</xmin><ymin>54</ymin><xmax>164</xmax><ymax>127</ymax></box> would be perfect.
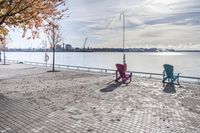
<box><xmin>0</xmin><ymin>65</ymin><xmax>200</xmax><ymax>133</ymax></box>
<box><xmin>1</xmin><ymin>84</ymin><xmax>200</xmax><ymax>133</ymax></box>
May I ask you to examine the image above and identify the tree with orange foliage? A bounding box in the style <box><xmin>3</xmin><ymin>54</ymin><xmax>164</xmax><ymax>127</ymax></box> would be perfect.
<box><xmin>0</xmin><ymin>0</ymin><xmax>67</xmax><ymax>42</ymax></box>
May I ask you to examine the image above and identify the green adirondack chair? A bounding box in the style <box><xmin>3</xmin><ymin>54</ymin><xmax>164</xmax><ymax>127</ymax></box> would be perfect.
<box><xmin>162</xmin><ymin>64</ymin><xmax>180</xmax><ymax>86</ymax></box>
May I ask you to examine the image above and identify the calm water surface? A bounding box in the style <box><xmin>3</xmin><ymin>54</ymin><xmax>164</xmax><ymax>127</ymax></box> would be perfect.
<box><xmin>5</xmin><ymin>52</ymin><xmax>200</xmax><ymax>77</ymax></box>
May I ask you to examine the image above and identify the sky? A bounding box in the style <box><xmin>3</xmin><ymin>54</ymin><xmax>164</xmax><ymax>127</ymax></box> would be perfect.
<box><xmin>7</xmin><ymin>0</ymin><xmax>200</xmax><ymax>49</ymax></box>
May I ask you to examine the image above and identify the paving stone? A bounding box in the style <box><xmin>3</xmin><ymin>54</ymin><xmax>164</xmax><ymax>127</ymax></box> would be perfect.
<box><xmin>1</xmin><ymin>68</ymin><xmax>200</xmax><ymax>132</ymax></box>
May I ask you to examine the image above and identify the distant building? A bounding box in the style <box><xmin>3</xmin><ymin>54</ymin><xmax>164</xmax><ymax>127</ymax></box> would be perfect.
<box><xmin>56</xmin><ymin>45</ymin><xmax>62</xmax><ymax>49</ymax></box>
<box><xmin>65</xmin><ymin>44</ymin><xmax>72</xmax><ymax>50</ymax></box>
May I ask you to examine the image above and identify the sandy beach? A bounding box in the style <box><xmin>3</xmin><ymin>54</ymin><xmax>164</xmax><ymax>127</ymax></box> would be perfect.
<box><xmin>0</xmin><ymin>63</ymin><xmax>200</xmax><ymax>133</ymax></box>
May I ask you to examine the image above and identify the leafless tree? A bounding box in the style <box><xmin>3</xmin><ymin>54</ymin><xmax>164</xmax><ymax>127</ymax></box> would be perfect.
<box><xmin>46</xmin><ymin>20</ymin><xmax>62</xmax><ymax>72</ymax></box>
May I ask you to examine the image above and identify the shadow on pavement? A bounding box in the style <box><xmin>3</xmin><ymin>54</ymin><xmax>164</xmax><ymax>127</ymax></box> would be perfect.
<box><xmin>163</xmin><ymin>83</ymin><xmax>176</xmax><ymax>93</ymax></box>
<box><xmin>100</xmin><ymin>82</ymin><xmax>122</xmax><ymax>92</ymax></box>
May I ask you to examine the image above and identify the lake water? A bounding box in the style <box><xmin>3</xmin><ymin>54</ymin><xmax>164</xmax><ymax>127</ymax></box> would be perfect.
<box><xmin>4</xmin><ymin>52</ymin><xmax>200</xmax><ymax>77</ymax></box>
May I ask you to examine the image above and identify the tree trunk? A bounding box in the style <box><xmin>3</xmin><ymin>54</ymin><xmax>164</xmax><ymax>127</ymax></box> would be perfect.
<box><xmin>52</xmin><ymin>48</ymin><xmax>55</xmax><ymax>71</ymax></box>
<box><xmin>52</xmin><ymin>23</ymin><xmax>55</xmax><ymax>72</ymax></box>
<box><xmin>3</xmin><ymin>50</ymin><xmax>6</xmax><ymax>65</ymax></box>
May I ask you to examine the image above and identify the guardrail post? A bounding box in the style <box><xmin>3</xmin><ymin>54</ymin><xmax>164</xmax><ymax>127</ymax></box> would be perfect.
<box><xmin>198</xmin><ymin>79</ymin><xmax>200</xmax><ymax>85</ymax></box>
<box><xmin>150</xmin><ymin>74</ymin><xmax>152</xmax><ymax>79</ymax></box>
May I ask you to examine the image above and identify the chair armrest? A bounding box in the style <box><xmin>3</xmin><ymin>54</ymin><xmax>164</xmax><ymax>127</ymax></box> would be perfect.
<box><xmin>130</xmin><ymin>72</ymin><xmax>132</xmax><ymax>76</ymax></box>
<box><xmin>174</xmin><ymin>73</ymin><xmax>181</xmax><ymax>77</ymax></box>
<box><xmin>125</xmin><ymin>71</ymin><xmax>132</xmax><ymax>78</ymax></box>
<box><xmin>163</xmin><ymin>70</ymin><xmax>166</xmax><ymax>77</ymax></box>
<box><xmin>125</xmin><ymin>71</ymin><xmax>132</xmax><ymax>75</ymax></box>
<box><xmin>162</xmin><ymin>70</ymin><xmax>166</xmax><ymax>82</ymax></box>
<box><xmin>162</xmin><ymin>77</ymin><xmax>168</xmax><ymax>82</ymax></box>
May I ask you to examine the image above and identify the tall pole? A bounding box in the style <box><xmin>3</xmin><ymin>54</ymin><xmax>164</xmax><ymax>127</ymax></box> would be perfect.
<box><xmin>120</xmin><ymin>13</ymin><xmax>127</xmax><ymax>70</ymax></box>
<box><xmin>123</xmin><ymin>13</ymin><xmax>125</xmax><ymax>56</ymax></box>
<box><xmin>121</xmin><ymin>13</ymin><xmax>126</xmax><ymax>66</ymax></box>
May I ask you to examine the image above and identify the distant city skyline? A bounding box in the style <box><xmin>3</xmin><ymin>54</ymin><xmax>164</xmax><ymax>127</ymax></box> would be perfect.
<box><xmin>7</xmin><ymin>0</ymin><xmax>200</xmax><ymax>50</ymax></box>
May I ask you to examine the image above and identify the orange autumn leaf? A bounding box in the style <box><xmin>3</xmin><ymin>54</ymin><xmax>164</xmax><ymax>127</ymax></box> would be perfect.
<box><xmin>0</xmin><ymin>0</ymin><xmax>67</xmax><ymax>45</ymax></box>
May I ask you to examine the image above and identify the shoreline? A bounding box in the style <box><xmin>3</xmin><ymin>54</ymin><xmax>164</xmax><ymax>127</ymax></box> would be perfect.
<box><xmin>3</xmin><ymin>60</ymin><xmax>200</xmax><ymax>85</ymax></box>
<box><xmin>3</xmin><ymin>52</ymin><xmax>200</xmax><ymax>79</ymax></box>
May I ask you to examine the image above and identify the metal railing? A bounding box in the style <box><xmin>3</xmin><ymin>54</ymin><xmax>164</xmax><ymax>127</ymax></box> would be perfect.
<box><xmin>6</xmin><ymin>59</ymin><xmax>200</xmax><ymax>85</ymax></box>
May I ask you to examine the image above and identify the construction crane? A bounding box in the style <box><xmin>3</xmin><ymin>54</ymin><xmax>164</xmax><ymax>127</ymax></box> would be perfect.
<box><xmin>83</xmin><ymin>37</ymin><xmax>87</xmax><ymax>51</ymax></box>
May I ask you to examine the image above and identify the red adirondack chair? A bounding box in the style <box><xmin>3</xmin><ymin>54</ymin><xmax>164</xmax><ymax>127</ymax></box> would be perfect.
<box><xmin>115</xmin><ymin>64</ymin><xmax>132</xmax><ymax>84</ymax></box>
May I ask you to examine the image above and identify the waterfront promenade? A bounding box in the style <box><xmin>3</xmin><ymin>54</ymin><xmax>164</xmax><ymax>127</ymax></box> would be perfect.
<box><xmin>0</xmin><ymin>63</ymin><xmax>200</xmax><ymax>132</ymax></box>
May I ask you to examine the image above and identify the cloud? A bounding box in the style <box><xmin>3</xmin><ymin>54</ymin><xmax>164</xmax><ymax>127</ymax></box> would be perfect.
<box><xmin>146</xmin><ymin>12</ymin><xmax>200</xmax><ymax>26</ymax></box>
<box><xmin>9</xmin><ymin>0</ymin><xmax>200</xmax><ymax>49</ymax></box>
<box><xmin>89</xmin><ymin>24</ymin><xmax>200</xmax><ymax>49</ymax></box>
